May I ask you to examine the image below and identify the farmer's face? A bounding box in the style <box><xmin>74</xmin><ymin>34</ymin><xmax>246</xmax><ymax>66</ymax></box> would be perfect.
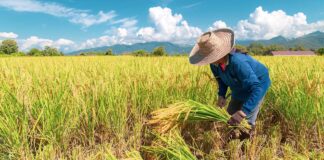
<box><xmin>211</xmin><ymin>55</ymin><xmax>227</xmax><ymax>65</ymax></box>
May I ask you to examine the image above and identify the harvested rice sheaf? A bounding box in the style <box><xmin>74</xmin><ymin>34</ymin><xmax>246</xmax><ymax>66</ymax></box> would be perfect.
<box><xmin>148</xmin><ymin>100</ymin><xmax>251</xmax><ymax>133</ymax></box>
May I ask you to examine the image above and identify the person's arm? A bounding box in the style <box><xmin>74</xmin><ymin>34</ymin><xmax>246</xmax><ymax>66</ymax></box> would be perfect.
<box><xmin>216</xmin><ymin>77</ymin><xmax>228</xmax><ymax>98</ymax></box>
<box><xmin>234</xmin><ymin>61</ymin><xmax>264</xmax><ymax>115</ymax></box>
<box><xmin>210</xmin><ymin>64</ymin><xmax>228</xmax><ymax>98</ymax></box>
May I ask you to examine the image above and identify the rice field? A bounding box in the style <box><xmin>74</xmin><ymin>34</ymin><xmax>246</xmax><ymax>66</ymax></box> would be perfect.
<box><xmin>0</xmin><ymin>56</ymin><xmax>323</xmax><ymax>159</ymax></box>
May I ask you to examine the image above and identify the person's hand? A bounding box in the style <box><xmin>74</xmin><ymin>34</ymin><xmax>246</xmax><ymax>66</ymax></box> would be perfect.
<box><xmin>217</xmin><ymin>96</ymin><xmax>226</xmax><ymax>108</ymax></box>
<box><xmin>228</xmin><ymin>110</ymin><xmax>246</xmax><ymax>126</ymax></box>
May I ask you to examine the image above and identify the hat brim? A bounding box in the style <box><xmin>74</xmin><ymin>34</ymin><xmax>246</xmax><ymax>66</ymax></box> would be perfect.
<box><xmin>189</xmin><ymin>28</ymin><xmax>234</xmax><ymax>66</ymax></box>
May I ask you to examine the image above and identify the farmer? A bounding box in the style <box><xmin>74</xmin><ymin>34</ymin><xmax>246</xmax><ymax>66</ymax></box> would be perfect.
<box><xmin>189</xmin><ymin>28</ymin><xmax>271</xmax><ymax>139</ymax></box>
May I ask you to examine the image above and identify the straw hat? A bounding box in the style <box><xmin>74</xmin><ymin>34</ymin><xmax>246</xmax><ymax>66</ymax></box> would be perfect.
<box><xmin>189</xmin><ymin>28</ymin><xmax>235</xmax><ymax>65</ymax></box>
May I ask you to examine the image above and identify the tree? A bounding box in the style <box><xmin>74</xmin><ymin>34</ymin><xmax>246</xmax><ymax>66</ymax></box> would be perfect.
<box><xmin>152</xmin><ymin>46</ymin><xmax>167</xmax><ymax>56</ymax></box>
<box><xmin>27</xmin><ymin>48</ymin><xmax>42</xmax><ymax>56</ymax></box>
<box><xmin>293</xmin><ymin>44</ymin><xmax>306</xmax><ymax>51</ymax></box>
<box><xmin>234</xmin><ymin>44</ymin><xmax>248</xmax><ymax>53</ymax></box>
<box><xmin>105</xmin><ymin>49</ymin><xmax>113</xmax><ymax>55</ymax></box>
<box><xmin>264</xmin><ymin>44</ymin><xmax>286</xmax><ymax>55</ymax></box>
<box><xmin>0</xmin><ymin>39</ymin><xmax>18</xmax><ymax>54</ymax></box>
<box><xmin>247</xmin><ymin>42</ymin><xmax>265</xmax><ymax>55</ymax></box>
<box><xmin>316</xmin><ymin>48</ymin><xmax>324</xmax><ymax>55</ymax></box>
<box><xmin>42</xmin><ymin>46</ymin><xmax>62</xmax><ymax>56</ymax></box>
<box><xmin>12</xmin><ymin>52</ymin><xmax>25</xmax><ymax>56</ymax></box>
<box><xmin>132</xmin><ymin>50</ymin><xmax>148</xmax><ymax>56</ymax></box>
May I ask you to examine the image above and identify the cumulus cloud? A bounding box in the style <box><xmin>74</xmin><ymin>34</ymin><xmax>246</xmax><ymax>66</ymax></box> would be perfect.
<box><xmin>0</xmin><ymin>0</ymin><xmax>116</xmax><ymax>27</ymax></box>
<box><xmin>20</xmin><ymin>36</ymin><xmax>75</xmax><ymax>51</ymax></box>
<box><xmin>79</xmin><ymin>18</ymin><xmax>141</xmax><ymax>50</ymax></box>
<box><xmin>136</xmin><ymin>6</ymin><xmax>202</xmax><ymax>44</ymax></box>
<box><xmin>94</xmin><ymin>6</ymin><xmax>202</xmax><ymax>47</ymax></box>
<box><xmin>55</xmin><ymin>38</ymin><xmax>75</xmax><ymax>46</ymax></box>
<box><xmin>137</xmin><ymin>27</ymin><xmax>156</xmax><ymax>40</ymax></box>
<box><xmin>208</xmin><ymin>20</ymin><xmax>228</xmax><ymax>31</ymax></box>
<box><xmin>79</xmin><ymin>35</ymin><xmax>123</xmax><ymax>49</ymax></box>
<box><xmin>233</xmin><ymin>6</ymin><xmax>324</xmax><ymax>40</ymax></box>
<box><xmin>0</xmin><ymin>32</ymin><xmax>18</xmax><ymax>39</ymax></box>
<box><xmin>117</xmin><ymin>28</ymin><xmax>128</xmax><ymax>37</ymax></box>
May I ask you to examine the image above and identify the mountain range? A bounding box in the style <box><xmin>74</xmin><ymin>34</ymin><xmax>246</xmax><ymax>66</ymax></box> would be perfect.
<box><xmin>69</xmin><ymin>42</ymin><xmax>192</xmax><ymax>55</ymax></box>
<box><xmin>69</xmin><ymin>31</ymin><xmax>324</xmax><ymax>55</ymax></box>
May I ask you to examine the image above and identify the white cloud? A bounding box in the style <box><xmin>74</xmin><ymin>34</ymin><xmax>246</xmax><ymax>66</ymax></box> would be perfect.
<box><xmin>137</xmin><ymin>27</ymin><xmax>155</xmax><ymax>40</ymax></box>
<box><xmin>20</xmin><ymin>36</ymin><xmax>75</xmax><ymax>51</ymax></box>
<box><xmin>136</xmin><ymin>6</ymin><xmax>202</xmax><ymax>44</ymax></box>
<box><xmin>79</xmin><ymin>36</ymin><xmax>119</xmax><ymax>49</ymax></box>
<box><xmin>69</xmin><ymin>11</ymin><xmax>116</xmax><ymax>27</ymax></box>
<box><xmin>55</xmin><ymin>38</ymin><xmax>75</xmax><ymax>46</ymax></box>
<box><xmin>0</xmin><ymin>32</ymin><xmax>18</xmax><ymax>39</ymax></box>
<box><xmin>121</xmin><ymin>19</ymin><xmax>138</xmax><ymax>28</ymax></box>
<box><xmin>77</xmin><ymin>6</ymin><xmax>324</xmax><ymax>51</ymax></box>
<box><xmin>21</xmin><ymin>36</ymin><xmax>52</xmax><ymax>50</ymax></box>
<box><xmin>98</xmin><ymin>6</ymin><xmax>203</xmax><ymax>47</ymax></box>
<box><xmin>233</xmin><ymin>6</ymin><xmax>324</xmax><ymax>40</ymax></box>
<box><xmin>182</xmin><ymin>2</ymin><xmax>201</xmax><ymax>9</ymax></box>
<box><xmin>111</xmin><ymin>18</ymin><xmax>137</xmax><ymax>27</ymax></box>
<box><xmin>105</xmin><ymin>18</ymin><xmax>138</xmax><ymax>37</ymax></box>
<box><xmin>149</xmin><ymin>7</ymin><xmax>182</xmax><ymax>36</ymax></box>
<box><xmin>80</xmin><ymin>18</ymin><xmax>141</xmax><ymax>50</ymax></box>
<box><xmin>117</xmin><ymin>28</ymin><xmax>128</xmax><ymax>37</ymax></box>
<box><xmin>0</xmin><ymin>0</ymin><xmax>116</xmax><ymax>27</ymax></box>
<box><xmin>12</xmin><ymin>6</ymin><xmax>324</xmax><ymax>52</ymax></box>
<box><xmin>208</xmin><ymin>20</ymin><xmax>228</xmax><ymax>31</ymax></box>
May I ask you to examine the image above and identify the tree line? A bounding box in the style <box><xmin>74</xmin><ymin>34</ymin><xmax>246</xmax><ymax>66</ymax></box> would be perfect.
<box><xmin>79</xmin><ymin>46</ymin><xmax>174</xmax><ymax>56</ymax></box>
<box><xmin>236</xmin><ymin>43</ymin><xmax>324</xmax><ymax>55</ymax></box>
<box><xmin>1</xmin><ymin>39</ymin><xmax>324</xmax><ymax>56</ymax></box>
<box><xmin>0</xmin><ymin>39</ymin><xmax>63</xmax><ymax>56</ymax></box>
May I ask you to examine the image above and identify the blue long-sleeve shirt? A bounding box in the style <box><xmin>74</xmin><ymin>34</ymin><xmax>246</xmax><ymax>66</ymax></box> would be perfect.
<box><xmin>210</xmin><ymin>52</ymin><xmax>271</xmax><ymax>115</ymax></box>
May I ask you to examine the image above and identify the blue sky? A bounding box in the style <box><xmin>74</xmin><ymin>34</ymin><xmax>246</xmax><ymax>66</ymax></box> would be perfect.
<box><xmin>0</xmin><ymin>0</ymin><xmax>324</xmax><ymax>52</ymax></box>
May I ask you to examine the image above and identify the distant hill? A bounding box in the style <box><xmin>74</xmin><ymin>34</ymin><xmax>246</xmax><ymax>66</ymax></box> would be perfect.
<box><xmin>69</xmin><ymin>31</ymin><xmax>324</xmax><ymax>55</ymax></box>
<box><xmin>238</xmin><ymin>31</ymin><xmax>324</xmax><ymax>49</ymax></box>
<box><xmin>68</xmin><ymin>41</ymin><xmax>192</xmax><ymax>55</ymax></box>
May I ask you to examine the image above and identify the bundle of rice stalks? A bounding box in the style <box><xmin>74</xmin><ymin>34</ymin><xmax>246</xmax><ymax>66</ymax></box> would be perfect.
<box><xmin>142</xmin><ymin>131</ymin><xmax>197</xmax><ymax>160</ymax></box>
<box><xmin>148</xmin><ymin>99</ymin><xmax>251</xmax><ymax>133</ymax></box>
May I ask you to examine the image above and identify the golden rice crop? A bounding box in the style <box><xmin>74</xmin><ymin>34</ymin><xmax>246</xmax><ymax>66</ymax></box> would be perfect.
<box><xmin>0</xmin><ymin>56</ymin><xmax>322</xmax><ymax>159</ymax></box>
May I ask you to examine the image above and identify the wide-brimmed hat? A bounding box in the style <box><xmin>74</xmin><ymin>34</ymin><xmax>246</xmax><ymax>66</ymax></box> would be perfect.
<box><xmin>189</xmin><ymin>28</ymin><xmax>235</xmax><ymax>65</ymax></box>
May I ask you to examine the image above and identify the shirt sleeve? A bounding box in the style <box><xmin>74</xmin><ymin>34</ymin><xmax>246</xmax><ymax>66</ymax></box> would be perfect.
<box><xmin>233</xmin><ymin>61</ymin><xmax>264</xmax><ymax>115</ymax></box>
<box><xmin>210</xmin><ymin>64</ymin><xmax>228</xmax><ymax>98</ymax></box>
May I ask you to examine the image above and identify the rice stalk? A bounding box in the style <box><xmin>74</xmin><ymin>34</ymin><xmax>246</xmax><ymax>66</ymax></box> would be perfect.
<box><xmin>142</xmin><ymin>130</ymin><xmax>197</xmax><ymax>160</ymax></box>
<box><xmin>148</xmin><ymin>99</ymin><xmax>251</xmax><ymax>133</ymax></box>
<box><xmin>123</xmin><ymin>150</ymin><xmax>143</xmax><ymax>160</ymax></box>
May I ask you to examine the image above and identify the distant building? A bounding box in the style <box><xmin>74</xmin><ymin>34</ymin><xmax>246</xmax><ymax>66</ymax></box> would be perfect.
<box><xmin>271</xmin><ymin>51</ymin><xmax>315</xmax><ymax>56</ymax></box>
